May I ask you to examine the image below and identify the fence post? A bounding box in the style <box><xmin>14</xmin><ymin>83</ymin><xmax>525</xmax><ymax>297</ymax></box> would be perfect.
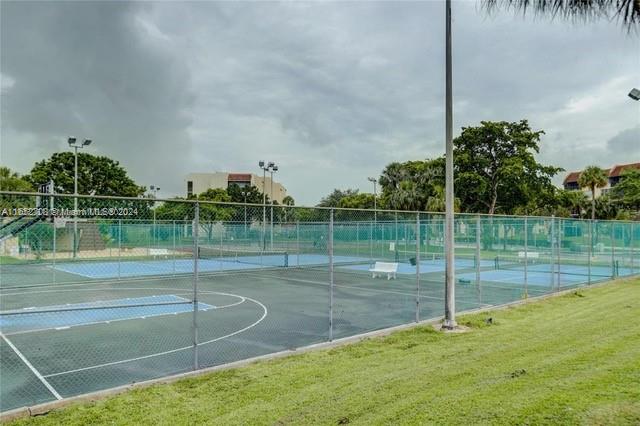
<box><xmin>524</xmin><ymin>217</ymin><xmax>528</xmax><ymax>298</ymax></box>
<box><xmin>474</xmin><ymin>215</ymin><xmax>481</xmax><ymax>304</ymax></box>
<box><xmin>415</xmin><ymin>212</ymin><xmax>421</xmax><ymax>322</ymax></box>
<box><xmin>296</xmin><ymin>220</ymin><xmax>300</xmax><ymax>267</ymax></box>
<box><xmin>329</xmin><ymin>209</ymin><xmax>334</xmax><ymax>342</ymax></box>
<box><xmin>395</xmin><ymin>212</ymin><xmax>399</xmax><ymax>262</ymax></box>
<box><xmin>631</xmin><ymin>222</ymin><xmax>635</xmax><ymax>274</ymax></box>
<box><xmin>172</xmin><ymin>220</ymin><xmax>176</xmax><ymax>275</ymax></box>
<box><xmin>356</xmin><ymin>222</ymin><xmax>359</xmax><ymax>258</ymax></box>
<box><xmin>369</xmin><ymin>219</ymin><xmax>373</xmax><ymax>265</ymax></box>
<box><xmin>118</xmin><ymin>219</ymin><xmax>122</xmax><ymax>280</ymax></box>
<box><xmin>557</xmin><ymin>218</ymin><xmax>561</xmax><ymax>290</ymax></box>
<box><xmin>550</xmin><ymin>216</ymin><xmax>555</xmax><ymax>290</ymax></box>
<box><xmin>192</xmin><ymin>202</ymin><xmax>200</xmax><ymax>370</ymax></box>
<box><xmin>587</xmin><ymin>219</ymin><xmax>594</xmax><ymax>284</ymax></box>
<box><xmin>52</xmin><ymin>216</ymin><xmax>57</xmax><ymax>284</ymax></box>
<box><xmin>611</xmin><ymin>223</ymin><xmax>616</xmax><ymax>278</ymax></box>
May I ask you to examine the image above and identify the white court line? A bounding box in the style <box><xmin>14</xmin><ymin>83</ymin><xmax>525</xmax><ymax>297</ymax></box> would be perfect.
<box><xmin>43</xmin><ymin>295</ymin><xmax>268</xmax><ymax>379</ymax></box>
<box><xmin>2</xmin><ymin>291</ymin><xmax>246</xmax><ymax>337</ymax></box>
<box><xmin>1</xmin><ymin>332</ymin><xmax>62</xmax><ymax>400</ymax></box>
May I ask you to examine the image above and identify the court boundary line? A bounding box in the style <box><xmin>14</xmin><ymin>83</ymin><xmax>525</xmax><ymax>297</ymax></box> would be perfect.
<box><xmin>1</xmin><ymin>332</ymin><xmax>62</xmax><ymax>400</ymax></box>
<box><xmin>41</xmin><ymin>294</ymin><xmax>267</xmax><ymax>379</ymax></box>
<box><xmin>2</xmin><ymin>290</ymin><xmax>245</xmax><ymax>337</ymax></box>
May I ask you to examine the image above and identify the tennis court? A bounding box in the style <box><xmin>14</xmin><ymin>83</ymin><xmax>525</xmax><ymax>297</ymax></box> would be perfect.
<box><xmin>1</xmin><ymin>193</ymin><xmax>639</xmax><ymax>413</ymax></box>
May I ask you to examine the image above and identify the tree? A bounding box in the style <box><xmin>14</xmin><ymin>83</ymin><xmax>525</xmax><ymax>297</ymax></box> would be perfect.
<box><xmin>454</xmin><ymin>120</ymin><xmax>562</xmax><ymax>215</ymax></box>
<box><xmin>425</xmin><ymin>185</ymin><xmax>461</xmax><ymax>213</ymax></box>
<box><xmin>388</xmin><ymin>180</ymin><xmax>422</xmax><ymax>211</ymax></box>
<box><xmin>337</xmin><ymin>193</ymin><xmax>375</xmax><ymax>210</ymax></box>
<box><xmin>226</xmin><ymin>184</ymin><xmax>265</xmax><ymax>204</ymax></box>
<box><xmin>556</xmin><ymin>189</ymin><xmax>589</xmax><ymax>218</ymax></box>
<box><xmin>578</xmin><ymin>166</ymin><xmax>609</xmax><ymax>221</ymax></box>
<box><xmin>484</xmin><ymin>0</ymin><xmax>640</xmax><ymax>31</ymax></box>
<box><xmin>611</xmin><ymin>168</ymin><xmax>640</xmax><ymax>211</ymax></box>
<box><xmin>27</xmin><ymin>152</ymin><xmax>145</xmax><ymax>197</ymax></box>
<box><xmin>282</xmin><ymin>195</ymin><xmax>295</xmax><ymax>206</ymax></box>
<box><xmin>318</xmin><ymin>189</ymin><xmax>360</xmax><ymax>207</ymax></box>
<box><xmin>379</xmin><ymin>158</ymin><xmax>444</xmax><ymax>211</ymax></box>
<box><xmin>0</xmin><ymin>167</ymin><xmax>35</xmax><ymax>208</ymax></box>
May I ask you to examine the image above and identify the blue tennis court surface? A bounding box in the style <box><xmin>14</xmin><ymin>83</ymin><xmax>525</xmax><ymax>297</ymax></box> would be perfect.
<box><xmin>0</xmin><ymin>295</ymin><xmax>212</xmax><ymax>334</ymax></box>
<box><xmin>340</xmin><ymin>257</ymin><xmax>494</xmax><ymax>275</ymax></box>
<box><xmin>52</xmin><ymin>255</ymin><xmax>370</xmax><ymax>279</ymax></box>
<box><xmin>457</xmin><ymin>269</ymin><xmax>587</xmax><ymax>286</ymax></box>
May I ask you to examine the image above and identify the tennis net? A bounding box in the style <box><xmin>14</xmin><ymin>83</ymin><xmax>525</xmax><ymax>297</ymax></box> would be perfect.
<box><xmin>494</xmin><ymin>254</ymin><xmax>617</xmax><ymax>277</ymax></box>
<box><xmin>198</xmin><ymin>246</ymin><xmax>289</xmax><ymax>267</ymax></box>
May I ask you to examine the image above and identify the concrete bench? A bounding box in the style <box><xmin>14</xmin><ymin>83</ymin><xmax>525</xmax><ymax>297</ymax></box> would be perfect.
<box><xmin>369</xmin><ymin>262</ymin><xmax>399</xmax><ymax>280</ymax></box>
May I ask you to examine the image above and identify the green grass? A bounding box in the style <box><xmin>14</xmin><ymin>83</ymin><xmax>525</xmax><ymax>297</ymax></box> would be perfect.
<box><xmin>10</xmin><ymin>279</ymin><xmax>640</xmax><ymax>425</ymax></box>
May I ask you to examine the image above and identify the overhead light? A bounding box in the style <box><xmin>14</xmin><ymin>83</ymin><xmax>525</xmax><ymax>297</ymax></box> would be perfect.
<box><xmin>83</xmin><ymin>139</ymin><xmax>92</xmax><ymax>146</ymax></box>
<box><xmin>68</xmin><ymin>137</ymin><xmax>77</xmax><ymax>146</ymax></box>
<box><xmin>258</xmin><ymin>160</ymin><xmax>265</xmax><ymax>168</ymax></box>
<box><xmin>629</xmin><ymin>88</ymin><xmax>640</xmax><ymax>101</ymax></box>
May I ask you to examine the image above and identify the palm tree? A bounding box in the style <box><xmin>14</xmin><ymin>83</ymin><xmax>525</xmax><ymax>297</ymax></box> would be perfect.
<box><xmin>389</xmin><ymin>180</ymin><xmax>421</xmax><ymax>211</ymax></box>
<box><xmin>484</xmin><ymin>0</ymin><xmax>640</xmax><ymax>31</ymax></box>
<box><xmin>426</xmin><ymin>185</ymin><xmax>461</xmax><ymax>213</ymax></box>
<box><xmin>578</xmin><ymin>166</ymin><xmax>609</xmax><ymax>220</ymax></box>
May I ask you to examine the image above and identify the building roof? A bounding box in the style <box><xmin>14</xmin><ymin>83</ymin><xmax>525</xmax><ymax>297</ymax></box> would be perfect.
<box><xmin>563</xmin><ymin>171</ymin><xmax>582</xmax><ymax>185</ymax></box>
<box><xmin>228</xmin><ymin>173</ymin><xmax>252</xmax><ymax>182</ymax></box>
<box><xmin>563</xmin><ymin>162</ymin><xmax>640</xmax><ymax>185</ymax></box>
<box><xmin>609</xmin><ymin>162</ymin><xmax>640</xmax><ymax>178</ymax></box>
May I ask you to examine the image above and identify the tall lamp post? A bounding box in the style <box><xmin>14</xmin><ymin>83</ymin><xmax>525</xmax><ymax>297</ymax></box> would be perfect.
<box><xmin>258</xmin><ymin>161</ymin><xmax>277</xmax><ymax>250</ymax></box>
<box><xmin>367</xmin><ymin>177</ymin><xmax>377</xmax><ymax>223</ymax></box>
<box><xmin>269</xmin><ymin>164</ymin><xmax>278</xmax><ymax>250</ymax></box>
<box><xmin>150</xmin><ymin>185</ymin><xmax>160</xmax><ymax>245</ymax></box>
<box><xmin>68</xmin><ymin>137</ymin><xmax>92</xmax><ymax>258</ymax></box>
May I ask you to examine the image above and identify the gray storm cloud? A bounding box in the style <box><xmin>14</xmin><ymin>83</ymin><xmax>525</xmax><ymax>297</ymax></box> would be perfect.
<box><xmin>1</xmin><ymin>1</ymin><xmax>638</xmax><ymax>204</ymax></box>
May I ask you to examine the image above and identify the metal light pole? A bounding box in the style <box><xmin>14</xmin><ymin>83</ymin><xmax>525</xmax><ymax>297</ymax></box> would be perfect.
<box><xmin>258</xmin><ymin>161</ymin><xmax>276</xmax><ymax>250</ymax></box>
<box><xmin>367</xmin><ymin>177</ymin><xmax>377</xmax><ymax>223</ymax></box>
<box><xmin>68</xmin><ymin>137</ymin><xmax>92</xmax><ymax>258</ymax></box>
<box><xmin>269</xmin><ymin>163</ymin><xmax>278</xmax><ymax>250</ymax></box>
<box><xmin>150</xmin><ymin>185</ymin><xmax>160</xmax><ymax>245</ymax></box>
<box><xmin>443</xmin><ymin>0</ymin><xmax>457</xmax><ymax>330</ymax></box>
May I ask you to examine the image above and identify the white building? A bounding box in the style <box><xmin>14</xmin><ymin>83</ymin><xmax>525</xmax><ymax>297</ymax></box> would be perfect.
<box><xmin>185</xmin><ymin>172</ymin><xmax>288</xmax><ymax>204</ymax></box>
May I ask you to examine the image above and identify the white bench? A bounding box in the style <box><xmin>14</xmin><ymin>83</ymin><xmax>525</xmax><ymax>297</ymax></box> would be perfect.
<box><xmin>149</xmin><ymin>248</ymin><xmax>170</xmax><ymax>259</ymax></box>
<box><xmin>518</xmin><ymin>251</ymin><xmax>539</xmax><ymax>262</ymax></box>
<box><xmin>369</xmin><ymin>262</ymin><xmax>399</xmax><ymax>280</ymax></box>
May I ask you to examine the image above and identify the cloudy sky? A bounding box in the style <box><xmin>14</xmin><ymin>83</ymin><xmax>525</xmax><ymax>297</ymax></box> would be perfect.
<box><xmin>1</xmin><ymin>1</ymin><xmax>638</xmax><ymax>205</ymax></box>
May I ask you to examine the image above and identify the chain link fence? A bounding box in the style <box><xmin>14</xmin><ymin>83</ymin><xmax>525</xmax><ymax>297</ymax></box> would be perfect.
<box><xmin>1</xmin><ymin>191</ymin><xmax>638</xmax><ymax>412</ymax></box>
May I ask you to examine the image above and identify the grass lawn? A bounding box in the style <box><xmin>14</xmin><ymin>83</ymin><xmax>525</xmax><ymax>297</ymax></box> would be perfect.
<box><xmin>9</xmin><ymin>278</ymin><xmax>640</xmax><ymax>425</ymax></box>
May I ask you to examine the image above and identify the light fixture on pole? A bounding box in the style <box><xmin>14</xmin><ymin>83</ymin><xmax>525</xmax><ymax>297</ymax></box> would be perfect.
<box><xmin>367</xmin><ymin>177</ymin><xmax>377</xmax><ymax>223</ymax></box>
<box><xmin>150</xmin><ymin>185</ymin><xmax>160</xmax><ymax>245</ymax></box>
<box><xmin>629</xmin><ymin>88</ymin><xmax>640</xmax><ymax>101</ymax></box>
<box><xmin>68</xmin><ymin>137</ymin><xmax>92</xmax><ymax>258</ymax></box>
